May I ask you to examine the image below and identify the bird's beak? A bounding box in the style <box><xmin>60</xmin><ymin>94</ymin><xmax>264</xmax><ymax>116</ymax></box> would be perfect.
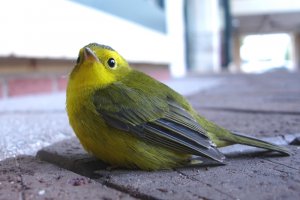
<box><xmin>83</xmin><ymin>47</ymin><xmax>100</xmax><ymax>63</ymax></box>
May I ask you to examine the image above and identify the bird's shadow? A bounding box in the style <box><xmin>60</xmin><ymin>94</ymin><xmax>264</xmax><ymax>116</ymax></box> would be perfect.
<box><xmin>36</xmin><ymin>137</ymin><xmax>293</xmax><ymax>177</ymax></box>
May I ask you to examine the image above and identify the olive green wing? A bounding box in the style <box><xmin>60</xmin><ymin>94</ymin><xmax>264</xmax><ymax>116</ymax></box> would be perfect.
<box><xmin>93</xmin><ymin>80</ymin><xmax>225</xmax><ymax>163</ymax></box>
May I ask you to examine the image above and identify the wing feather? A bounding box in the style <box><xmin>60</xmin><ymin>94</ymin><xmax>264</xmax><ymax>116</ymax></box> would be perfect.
<box><xmin>93</xmin><ymin>72</ymin><xmax>225</xmax><ymax>163</ymax></box>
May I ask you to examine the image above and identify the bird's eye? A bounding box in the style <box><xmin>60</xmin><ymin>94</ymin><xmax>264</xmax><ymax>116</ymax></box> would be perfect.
<box><xmin>76</xmin><ymin>56</ymin><xmax>80</xmax><ymax>64</ymax></box>
<box><xmin>107</xmin><ymin>58</ymin><xmax>116</xmax><ymax>68</ymax></box>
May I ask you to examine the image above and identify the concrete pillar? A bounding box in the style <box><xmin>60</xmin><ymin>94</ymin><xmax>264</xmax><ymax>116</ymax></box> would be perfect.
<box><xmin>292</xmin><ymin>32</ymin><xmax>300</xmax><ymax>71</ymax></box>
<box><xmin>165</xmin><ymin>0</ymin><xmax>187</xmax><ymax>78</ymax></box>
<box><xmin>230</xmin><ymin>32</ymin><xmax>241</xmax><ymax>72</ymax></box>
<box><xmin>186</xmin><ymin>0</ymin><xmax>221</xmax><ymax>73</ymax></box>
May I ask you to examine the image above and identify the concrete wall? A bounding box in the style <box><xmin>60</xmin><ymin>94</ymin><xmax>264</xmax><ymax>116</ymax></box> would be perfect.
<box><xmin>232</xmin><ymin>0</ymin><xmax>300</xmax><ymax>16</ymax></box>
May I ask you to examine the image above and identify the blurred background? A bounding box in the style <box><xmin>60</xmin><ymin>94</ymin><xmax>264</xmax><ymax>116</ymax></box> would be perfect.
<box><xmin>0</xmin><ymin>0</ymin><xmax>299</xmax><ymax>98</ymax></box>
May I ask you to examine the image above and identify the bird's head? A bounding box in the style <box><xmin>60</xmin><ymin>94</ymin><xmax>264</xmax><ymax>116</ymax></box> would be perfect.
<box><xmin>69</xmin><ymin>43</ymin><xmax>131</xmax><ymax>89</ymax></box>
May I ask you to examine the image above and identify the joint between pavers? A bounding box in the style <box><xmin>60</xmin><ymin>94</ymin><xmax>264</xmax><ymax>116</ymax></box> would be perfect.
<box><xmin>197</xmin><ymin>106</ymin><xmax>300</xmax><ymax>116</ymax></box>
<box><xmin>262</xmin><ymin>158</ymin><xmax>300</xmax><ymax>171</ymax></box>
<box><xmin>13</xmin><ymin>157</ymin><xmax>26</xmax><ymax>200</ymax></box>
<box><xmin>103</xmin><ymin>181</ymin><xmax>161</xmax><ymax>200</ymax></box>
<box><xmin>174</xmin><ymin>169</ymin><xmax>237</xmax><ymax>200</ymax></box>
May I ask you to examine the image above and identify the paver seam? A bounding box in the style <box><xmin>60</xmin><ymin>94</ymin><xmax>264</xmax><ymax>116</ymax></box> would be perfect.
<box><xmin>269</xmin><ymin>167</ymin><xmax>300</xmax><ymax>184</ymax></box>
<box><xmin>174</xmin><ymin>169</ymin><xmax>236</xmax><ymax>200</ymax></box>
<box><xmin>103</xmin><ymin>180</ymin><xmax>161</xmax><ymax>200</ymax></box>
<box><xmin>14</xmin><ymin>157</ymin><xmax>26</xmax><ymax>200</ymax></box>
<box><xmin>196</xmin><ymin>107</ymin><xmax>300</xmax><ymax>116</ymax></box>
<box><xmin>262</xmin><ymin>158</ymin><xmax>300</xmax><ymax>171</ymax></box>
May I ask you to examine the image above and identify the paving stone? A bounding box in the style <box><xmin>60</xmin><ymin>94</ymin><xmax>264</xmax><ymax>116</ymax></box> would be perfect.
<box><xmin>195</xmin><ymin>109</ymin><xmax>300</xmax><ymax>138</ymax></box>
<box><xmin>2</xmin><ymin>72</ymin><xmax>300</xmax><ymax>199</ymax></box>
<box><xmin>186</xmin><ymin>72</ymin><xmax>300</xmax><ymax>138</ymax></box>
<box><xmin>188</xmin><ymin>72</ymin><xmax>300</xmax><ymax>113</ymax></box>
<box><xmin>0</xmin><ymin>156</ymin><xmax>135</xmax><ymax>200</ymax></box>
<box><xmin>37</xmin><ymin>138</ymin><xmax>107</xmax><ymax>178</ymax></box>
<box><xmin>37</xmin><ymin>137</ymin><xmax>300</xmax><ymax>200</ymax></box>
<box><xmin>174</xmin><ymin>147</ymin><xmax>300</xmax><ymax>200</ymax></box>
<box><xmin>189</xmin><ymin>91</ymin><xmax>300</xmax><ymax>113</ymax></box>
<box><xmin>101</xmin><ymin>147</ymin><xmax>298</xmax><ymax>199</ymax></box>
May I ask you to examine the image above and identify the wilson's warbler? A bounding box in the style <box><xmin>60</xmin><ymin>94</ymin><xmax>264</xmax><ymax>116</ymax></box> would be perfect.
<box><xmin>66</xmin><ymin>43</ymin><xmax>290</xmax><ymax>170</ymax></box>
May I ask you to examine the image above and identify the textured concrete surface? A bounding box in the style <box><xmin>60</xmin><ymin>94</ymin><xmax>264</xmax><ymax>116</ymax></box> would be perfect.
<box><xmin>196</xmin><ymin>110</ymin><xmax>300</xmax><ymax>138</ymax></box>
<box><xmin>37</xmin><ymin>138</ymin><xmax>107</xmax><ymax>178</ymax></box>
<box><xmin>188</xmin><ymin>72</ymin><xmax>300</xmax><ymax>113</ymax></box>
<box><xmin>1</xmin><ymin>72</ymin><xmax>300</xmax><ymax>199</ymax></box>
<box><xmin>0</xmin><ymin>112</ymin><xmax>73</xmax><ymax>161</ymax></box>
<box><xmin>104</xmin><ymin>148</ymin><xmax>300</xmax><ymax>200</ymax></box>
<box><xmin>188</xmin><ymin>72</ymin><xmax>300</xmax><ymax>137</ymax></box>
<box><xmin>0</xmin><ymin>156</ymin><xmax>135</xmax><ymax>200</ymax></box>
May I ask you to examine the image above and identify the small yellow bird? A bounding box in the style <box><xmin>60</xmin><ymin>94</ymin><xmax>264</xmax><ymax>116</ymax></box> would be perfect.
<box><xmin>66</xmin><ymin>43</ymin><xmax>290</xmax><ymax>170</ymax></box>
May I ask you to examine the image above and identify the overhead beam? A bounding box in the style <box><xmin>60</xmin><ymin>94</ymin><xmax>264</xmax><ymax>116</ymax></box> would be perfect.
<box><xmin>232</xmin><ymin>0</ymin><xmax>300</xmax><ymax>16</ymax></box>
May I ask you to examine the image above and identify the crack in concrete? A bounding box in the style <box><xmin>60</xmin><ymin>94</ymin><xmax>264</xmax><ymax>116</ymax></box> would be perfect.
<box><xmin>175</xmin><ymin>170</ymin><xmax>236</xmax><ymax>200</ymax></box>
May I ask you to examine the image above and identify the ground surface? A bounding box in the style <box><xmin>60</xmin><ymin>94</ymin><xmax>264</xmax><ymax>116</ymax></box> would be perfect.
<box><xmin>0</xmin><ymin>72</ymin><xmax>299</xmax><ymax>200</ymax></box>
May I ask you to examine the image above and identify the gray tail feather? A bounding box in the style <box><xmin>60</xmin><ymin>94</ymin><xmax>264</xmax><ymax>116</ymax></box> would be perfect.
<box><xmin>225</xmin><ymin>132</ymin><xmax>291</xmax><ymax>156</ymax></box>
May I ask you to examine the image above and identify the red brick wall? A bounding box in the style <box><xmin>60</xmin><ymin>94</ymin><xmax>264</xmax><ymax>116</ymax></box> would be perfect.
<box><xmin>0</xmin><ymin>80</ymin><xmax>3</xmax><ymax>98</ymax></box>
<box><xmin>0</xmin><ymin>57</ymin><xmax>170</xmax><ymax>99</ymax></box>
<box><xmin>0</xmin><ymin>76</ymin><xmax>69</xmax><ymax>98</ymax></box>
<box><xmin>7</xmin><ymin>78</ymin><xmax>53</xmax><ymax>97</ymax></box>
<box><xmin>57</xmin><ymin>76</ymin><xmax>68</xmax><ymax>91</ymax></box>
<box><xmin>0</xmin><ymin>65</ymin><xmax>169</xmax><ymax>99</ymax></box>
